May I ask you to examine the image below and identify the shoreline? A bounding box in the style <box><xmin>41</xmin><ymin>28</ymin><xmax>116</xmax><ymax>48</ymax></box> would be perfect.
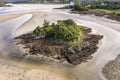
<box><xmin>70</xmin><ymin>11</ymin><xmax>120</xmax><ymax>22</ymax></box>
<box><xmin>102</xmin><ymin>55</ymin><xmax>120</xmax><ymax>80</ymax></box>
<box><xmin>0</xmin><ymin>6</ymin><xmax>120</xmax><ymax>80</ymax></box>
<box><xmin>0</xmin><ymin>61</ymin><xmax>66</xmax><ymax>80</ymax></box>
<box><xmin>14</xmin><ymin>26</ymin><xmax>103</xmax><ymax>65</ymax></box>
<box><xmin>56</xmin><ymin>5</ymin><xmax>120</xmax><ymax>22</ymax></box>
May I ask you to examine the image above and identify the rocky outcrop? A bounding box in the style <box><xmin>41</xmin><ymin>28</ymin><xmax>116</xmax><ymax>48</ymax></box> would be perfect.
<box><xmin>15</xmin><ymin>28</ymin><xmax>103</xmax><ymax>65</ymax></box>
<box><xmin>61</xmin><ymin>34</ymin><xmax>103</xmax><ymax>65</ymax></box>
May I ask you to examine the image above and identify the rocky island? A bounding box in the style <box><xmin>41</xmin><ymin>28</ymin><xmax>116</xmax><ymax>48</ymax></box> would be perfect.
<box><xmin>15</xmin><ymin>19</ymin><xmax>103</xmax><ymax>65</ymax></box>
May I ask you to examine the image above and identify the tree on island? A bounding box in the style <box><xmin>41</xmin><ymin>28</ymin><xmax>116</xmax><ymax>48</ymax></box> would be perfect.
<box><xmin>33</xmin><ymin>19</ymin><xmax>85</xmax><ymax>46</ymax></box>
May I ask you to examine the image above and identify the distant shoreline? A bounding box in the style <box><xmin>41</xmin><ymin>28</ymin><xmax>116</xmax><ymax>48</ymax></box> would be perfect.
<box><xmin>55</xmin><ymin>6</ymin><xmax>120</xmax><ymax>22</ymax></box>
<box><xmin>70</xmin><ymin>11</ymin><xmax>120</xmax><ymax>22</ymax></box>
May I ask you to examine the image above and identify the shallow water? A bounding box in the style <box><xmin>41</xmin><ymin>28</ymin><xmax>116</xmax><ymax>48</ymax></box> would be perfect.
<box><xmin>1</xmin><ymin>4</ymin><xmax>120</xmax><ymax>80</ymax></box>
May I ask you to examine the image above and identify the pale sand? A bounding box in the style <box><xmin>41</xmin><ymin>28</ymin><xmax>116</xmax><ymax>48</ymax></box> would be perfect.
<box><xmin>0</xmin><ymin>14</ymin><xmax>32</xmax><ymax>39</ymax></box>
<box><xmin>0</xmin><ymin>62</ymin><xmax>64</xmax><ymax>80</ymax></box>
<box><xmin>0</xmin><ymin>13</ymin><xmax>24</xmax><ymax>23</ymax></box>
<box><xmin>0</xmin><ymin>12</ymin><xmax>48</xmax><ymax>37</ymax></box>
<box><xmin>12</xmin><ymin>4</ymin><xmax>67</xmax><ymax>9</ymax></box>
<box><xmin>15</xmin><ymin>12</ymin><xmax>48</xmax><ymax>36</ymax></box>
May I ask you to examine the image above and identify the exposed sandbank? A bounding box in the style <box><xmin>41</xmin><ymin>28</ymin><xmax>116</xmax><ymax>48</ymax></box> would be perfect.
<box><xmin>0</xmin><ymin>61</ymin><xmax>65</xmax><ymax>80</ymax></box>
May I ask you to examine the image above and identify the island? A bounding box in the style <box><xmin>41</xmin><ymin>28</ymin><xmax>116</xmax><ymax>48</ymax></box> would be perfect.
<box><xmin>15</xmin><ymin>19</ymin><xmax>103</xmax><ymax>65</ymax></box>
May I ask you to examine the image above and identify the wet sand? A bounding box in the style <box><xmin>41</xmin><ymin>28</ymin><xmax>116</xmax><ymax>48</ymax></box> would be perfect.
<box><xmin>102</xmin><ymin>55</ymin><xmax>120</xmax><ymax>80</ymax></box>
<box><xmin>0</xmin><ymin>61</ymin><xmax>65</xmax><ymax>80</ymax></box>
<box><xmin>0</xmin><ymin>13</ymin><xmax>24</xmax><ymax>23</ymax></box>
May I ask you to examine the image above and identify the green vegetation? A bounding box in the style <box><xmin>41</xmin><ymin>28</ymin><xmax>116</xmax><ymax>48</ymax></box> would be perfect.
<box><xmin>73</xmin><ymin>1</ymin><xmax>120</xmax><ymax>16</ymax></box>
<box><xmin>73</xmin><ymin>1</ymin><xmax>120</xmax><ymax>10</ymax></box>
<box><xmin>88</xmin><ymin>9</ymin><xmax>120</xmax><ymax>14</ymax></box>
<box><xmin>89</xmin><ymin>1</ymin><xmax>120</xmax><ymax>10</ymax></box>
<box><xmin>74</xmin><ymin>2</ymin><xmax>88</xmax><ymax>11</ymax></box>
<box><xmin>33</xmin><ymin>19</ymin><xmax>85</xmax><ymax>46</ymax></box>
<box><xmin>88</xmin><ymin>9</ymin><xmax>120</xmax><ymax>16</ymax></box>
<box><xmin>0</xmin><ymin>2</ymin><xmax>6</xmax><ymax>7</ymax></box>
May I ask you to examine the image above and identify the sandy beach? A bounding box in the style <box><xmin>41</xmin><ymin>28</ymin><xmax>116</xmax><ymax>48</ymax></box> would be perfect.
<box><xmin>0</xmin><ymin>4</ymin><xmax>120</xmax><ymax>80</ymax></box>
<box><xmin>0</xmin><ymin>61</ymin><xmax>65</xmax><ymax>80</ymax></box>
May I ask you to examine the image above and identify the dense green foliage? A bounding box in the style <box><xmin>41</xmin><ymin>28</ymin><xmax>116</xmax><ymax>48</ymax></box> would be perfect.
<box><xmin>0</xmin><ymin>2</ymin><xmax>6</xmax><ymax>7</ymax></box>
<box><xmin>73</xmin><ymin>1</ymin><xmax>120</xmax><ymax>16</ymax></box>
<box><xmin>73</xmin><ymin>1</ymin><xmax>120</xmax><ymax>11</ymax></box>
<box><xmin>89</xmin><ymin>1</ymin><xmax>120</xmax><ymax>10</ymax></box>
<box><xmin>74</xmin><ymin>2</ymin><xmax>88</xmax><ymax>11</ymax></box>
<box><xmin>33</xmin><ymin>19</ymin><xmax>85</xmax><ymax>45</ymax></box>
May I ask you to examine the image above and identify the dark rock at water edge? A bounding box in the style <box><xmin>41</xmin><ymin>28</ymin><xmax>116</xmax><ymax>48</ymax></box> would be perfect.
<box><xmin>14</xmin><ymin>28</ymin><xmax>103</xmax><ymax>65</ymax></box>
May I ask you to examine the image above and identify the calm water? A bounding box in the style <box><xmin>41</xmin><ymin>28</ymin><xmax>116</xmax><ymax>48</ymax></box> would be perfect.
<box><xmin>1</xmin><ymin>4</ymin><xmax>120</xmax><ymax>80</ymax></box>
